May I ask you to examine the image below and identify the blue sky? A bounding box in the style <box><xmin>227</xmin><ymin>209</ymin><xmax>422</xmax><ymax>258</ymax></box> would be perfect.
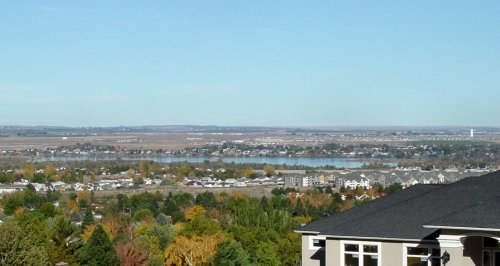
<box><xmin>1</xmin><ymin>1</ymin><xmax>499</xmax><ymax>127</ymax></box>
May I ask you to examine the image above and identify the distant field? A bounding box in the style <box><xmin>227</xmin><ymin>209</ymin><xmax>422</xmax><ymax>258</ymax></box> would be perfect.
<box><xmin>408</xmin><ymin>140</ymin><xmax>494</xmax><ymax>145</ymax></box>
<box><xmin>1</xmin><ymin>128</ymin><xmax>499</xmax><ymax>152</ymax></box>
<box><xmin>0</xmin><ymin>132</ymin><xmax>270</xmax><ymax>150</ymax></box>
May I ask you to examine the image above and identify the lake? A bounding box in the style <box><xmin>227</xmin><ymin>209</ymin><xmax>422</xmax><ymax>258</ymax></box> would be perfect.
<box><xmin>35</xmin><ymin>156</ymin><xmax>397</xmax><ymax>168</ymax></box>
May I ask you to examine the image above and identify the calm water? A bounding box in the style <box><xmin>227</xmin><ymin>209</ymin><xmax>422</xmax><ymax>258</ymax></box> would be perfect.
<box><xmin>35</xmin><ymin>156</ymin><xmax>396</xmax><ymax>168</ymax></box>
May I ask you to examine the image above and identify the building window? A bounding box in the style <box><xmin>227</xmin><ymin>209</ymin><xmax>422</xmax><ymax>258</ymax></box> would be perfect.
<box><xmin>482</xmin><ymin>237</ymin><xmax>500</xmax><ymax>266</ymax></box>
<box><xmin>341</xmin><ymin>241</ymin><xmax>380</xmax><ymax>266</ymax></box>
<box><xmin>404</xmin><ymin>244</ymin><xmax>440</xmax><ymax>266</ymax></box>
<box><xmin>313</xmin><ymin>238</ymin><xmax>326</xmax><ymax>248</ymax></box>
<box><xmin>309</xmin><ymin>236</ymin><xmax>326</xmax><ymax>250</ymax></box>
<box><xmin>483</xmin><ymin>251</ymin><xmax>491</xmax><ymax>266</ymax></box>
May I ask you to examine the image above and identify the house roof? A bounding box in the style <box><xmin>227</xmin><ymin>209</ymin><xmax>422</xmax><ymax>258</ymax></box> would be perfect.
<box><xmin>423</xmin><ymin>196</ymin><xmax>500</xmax><ymax>231</ymax></box>
<box><xmin>297</xmin><ymin>170</ymin><xmax>500</xmax><ymax>240</ymax></box>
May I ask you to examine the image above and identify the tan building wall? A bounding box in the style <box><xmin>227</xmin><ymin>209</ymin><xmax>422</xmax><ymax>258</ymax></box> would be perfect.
<box><xmin>301</xmin><ymin>235</ymin><xmax>325</xmax><ymax>266</ymax></box>
<box><xmin>325</xmin><ymin>238</ymin><xmax>340</xmax><ymax>266</ymax></box>
<box><xmin>381</xmin><ymin>242</ymin><xmax>404</xmax><ymax>265</ymax></box>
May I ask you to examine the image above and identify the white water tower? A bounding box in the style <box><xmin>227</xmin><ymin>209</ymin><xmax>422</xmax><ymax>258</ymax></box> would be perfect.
<box><xmin>470</xmin><ymin>128</ymin><xmax>474</xmax><ymax>138</ymax></box>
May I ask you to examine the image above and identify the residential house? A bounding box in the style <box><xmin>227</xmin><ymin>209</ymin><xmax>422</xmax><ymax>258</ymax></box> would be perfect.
<box><xmin>295</xmin><ymin>171</ymin><xmax>500</xmax><ymax>266</ymax></box>
<box><xmin>0</xmin><ymin>184</ymin><xmax>25</xmax><ymax>194</ymax></box>
<box><xmin>285</xmin><ymin>176</ymin><xmax>310</xmax><ymax>188</ymax></box>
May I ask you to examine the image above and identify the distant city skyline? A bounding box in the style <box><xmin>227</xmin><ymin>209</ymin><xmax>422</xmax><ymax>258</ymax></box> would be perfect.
<box><xmin>1</xmin><ymin>1</ymin><xmax>500</xmax><ymax>127</ymax></box>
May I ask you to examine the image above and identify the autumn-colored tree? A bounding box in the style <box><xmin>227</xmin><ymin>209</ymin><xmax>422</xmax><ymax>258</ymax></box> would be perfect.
<box><xmin>263</xmin><ymin>165</ymin><xmax>275</xmax><ymax>177</ymax></box>
<box><xmin>164</xmin><ymin>233</ymin><xmax>225</xmax><ymax>266</ymax></box>
<box><xmin>116</xmin><ymin>242</ymin><xmax>149</xmax><ymax>266</ymax></box>
<box><xmin>77</xmin><ymin>191</ymin><xmax>91</xmax><ymax>205</ymax></box>
<box><xmin>68</xmin><ymin>199</ymin><xmax>81</xmax><ymax>213</ymax></box>
<box><xmin>240</xmin><ymin>168</ymin><xmax>256</xmax><ymax>178</ymax></box>
<box><xmin>185</xmin><ymin>205</ymin><xmax>206</xmax><ymax>221</ymax></box>
<box><xmin>138</xmin><ymin>161</ymin><xmax>151</xmax><ymax>177</ymax></box>
<box><xmin>44</xmin><ymin>166</ymin><xmax>57</xmax><ymax>180</ymax></box>
<box><xmin>177</xmin><ymin>164</ymin><xmax>191</xmax><ymax>177</ymax></box>
<box><xmin>23</xmin><ymin>164</ymin><xmax>35</xmax><ymax>180</ymax></box>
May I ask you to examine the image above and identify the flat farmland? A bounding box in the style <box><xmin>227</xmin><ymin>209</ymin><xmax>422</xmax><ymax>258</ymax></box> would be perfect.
<box><xmin>0</xmin><ymin>132</ymin><xmax>278</xmax><ymax>151</ymax></box>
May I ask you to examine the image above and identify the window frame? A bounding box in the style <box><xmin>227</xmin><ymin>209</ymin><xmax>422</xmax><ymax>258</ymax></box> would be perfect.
<box><xmin>340</xmin><ymin>240</ymin><xmax>382</xmax><ymax>266</ymax></box>
<box><xmin>403</xmin><ymin>243</ymin><xmax>440</xmax><ymax>266</ymax></box>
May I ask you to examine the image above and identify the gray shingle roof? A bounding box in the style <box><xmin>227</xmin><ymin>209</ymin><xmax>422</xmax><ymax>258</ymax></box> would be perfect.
<box><xmin>297</xmin><ymin>171</ymin><xmax>500</xmax><ymax>240</ymax></box>
<box><xmin>424</xmin><ymin>196</ymin><xmax>500</xmax><ymax>230</ymax></box>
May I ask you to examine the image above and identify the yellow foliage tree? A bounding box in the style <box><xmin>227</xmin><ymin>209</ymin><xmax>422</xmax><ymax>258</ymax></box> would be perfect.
<box><xmin>263</xmin><ymin>165</ymin><xmax>275</xmax><ymax>177</ymax></box>
<box><xmin>185</xmin><ymin>205</ymin><xmax>206</xmax><ymax>221</ymax></box>
<box><xmin>68</xmin><ymin>200</ymin><xmax>80</xmax><ymax>213</ymax></box>
<box><xmin>44</xmin><ymin>166</ymin><xmax>57</xmax><ymax>179</ymax></box>
<box><xmin>177</xmin><ymin>165</ymin><xmax>190</xmax><ymax>177</ymax></box>
<box><xmin>77</xmin><ymin>191</ymin><xmax>91</xmax><ymax>203</ymax></box>
<box><xmin>164</xmin><ymin>233</ymin><xmax>225</xmax><ymax>266</ymax></box>
<box><xmin>23</xmin><ymin>164</ymin><xmax>35</xmax><ymax>180</ymax></box>
<box><xmin>241</xmin><ymin>168</ymin><xmax>255</xmax><ymax>178</ymax></box>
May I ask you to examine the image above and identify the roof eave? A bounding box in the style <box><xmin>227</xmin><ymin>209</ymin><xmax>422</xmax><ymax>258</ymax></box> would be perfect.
<box><xmin>320</xmin><ymin>234</ymin><xmax>435</xmax><ymax>243</ymax></box>
<box><xmin>423</xmin><ymin>225</ymin><xmax>500</xmax><ymax>232</ymax></box>
<box><xmin>293</xmin><ymin>230</ymin><xmax>320</xmax><ymax>234</ymax></box>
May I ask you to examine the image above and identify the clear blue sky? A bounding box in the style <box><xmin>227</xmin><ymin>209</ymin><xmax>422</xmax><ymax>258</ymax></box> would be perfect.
<box><xmin>1</xmin><ymin>1</ymin><xmax>499</xmax><ymax>127</ymax></box>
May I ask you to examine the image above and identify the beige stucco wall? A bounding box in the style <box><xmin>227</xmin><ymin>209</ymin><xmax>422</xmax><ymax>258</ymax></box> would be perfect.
<box><xmin>381</xmin><ymin>242</ymin><xmax>404</xmax><ymax>265</ymax></box>
<box><xmin>325</xmin><ymin>238</ymin><xmax>340</xmax><ymax>266</ymax></box>
<box><xmin>301</xmin><ymin>235</ymin><xmax>325</xmax><ymax>266</ymax></box>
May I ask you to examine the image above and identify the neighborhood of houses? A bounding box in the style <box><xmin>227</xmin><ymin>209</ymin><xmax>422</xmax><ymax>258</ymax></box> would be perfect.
<box><xmin>0</xmin><ymin>165</ymin><xmax>491</xmax><ymax>195</ymax></box>
<box><xmin>282</xmin><ymin>168</ymin><xmax>489</xmax><ymax>190</ymax></box>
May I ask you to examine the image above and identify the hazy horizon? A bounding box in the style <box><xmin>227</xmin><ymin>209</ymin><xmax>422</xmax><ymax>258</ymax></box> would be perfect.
<box><xmin>0</xmin><ymin>124</ymin><xmax>494</xmax><ymax>130</ymax></box>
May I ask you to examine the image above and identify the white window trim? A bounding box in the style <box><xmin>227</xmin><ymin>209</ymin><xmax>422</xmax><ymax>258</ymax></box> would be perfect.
<box><xmin>309</xmin><ymin>235</ymin><xmax>326</xmax><ymax>250</ymax></box>
<box><xmin>340</xmin><ymin>240</ymin><xmax>382</xmax><ymax>266</ymax></box>
<box><xmin>402</xmin><ymin>243</ymin><xmax>440</xmax><ymax>266</ymax></box>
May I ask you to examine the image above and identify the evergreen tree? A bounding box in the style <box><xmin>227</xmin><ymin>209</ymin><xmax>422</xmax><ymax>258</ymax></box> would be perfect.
<box><xmin>195</xmin><ymin>191</ymin><xmax>217</xmax><ymax>209</ymax></box>
<box><xmin>0</xmin><ymin>220</ymin><xmax>51</xmax><ymax>266</ymax></box>
<box><xmin>162</xmin><ymin>197</ymin><xmax>179</xmax><ymax>215</ymax></box>
<box><xmin>214</xmin><ymin>242</ymin><xmax>251</xmax><ymax>266</ymax></box>
<box><xmin>77</xmin><ymin>224</ymin><xmax>120</xmax><ymax>266</ymax></box>
<box><xmin>252</xmin><ymin>241</ymin><xmax>281</xmax><ymax>266</ymax></box>
<box><xmin>80</xmin><ymin>208</ymin><xmax>94</xmax><ymax>232</ymax></box>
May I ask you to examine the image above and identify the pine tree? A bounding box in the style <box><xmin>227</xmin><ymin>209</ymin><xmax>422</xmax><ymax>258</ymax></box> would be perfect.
<box><xmin>80</xmin><ymin>208</ymin><xmax>94</xmax><ymax>232</ymax></box>
<box><xmin>77</xmin><ymin>224</ymin><xmax>120</xmax><ymax>266</ymax></box>
<box><xmin>214</xmin><ymin>242</ymin><xmax>251</xmax><ymax>266</ymax></box>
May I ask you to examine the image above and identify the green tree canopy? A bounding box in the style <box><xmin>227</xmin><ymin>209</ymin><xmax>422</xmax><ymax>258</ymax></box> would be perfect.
<box><xmin>0</xmin><ymin>220</ymin><xmax>51</xmax><ymax>266</ymax></box>
<box><xmin>77</xmin><ymin>224</ymin><xmax>120</xmax><ymax>266</ymax></box>
<box><xmin>214</xmin><ymin>242</ymin><xmax>251</xmax><ymax>266</ymax></box>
